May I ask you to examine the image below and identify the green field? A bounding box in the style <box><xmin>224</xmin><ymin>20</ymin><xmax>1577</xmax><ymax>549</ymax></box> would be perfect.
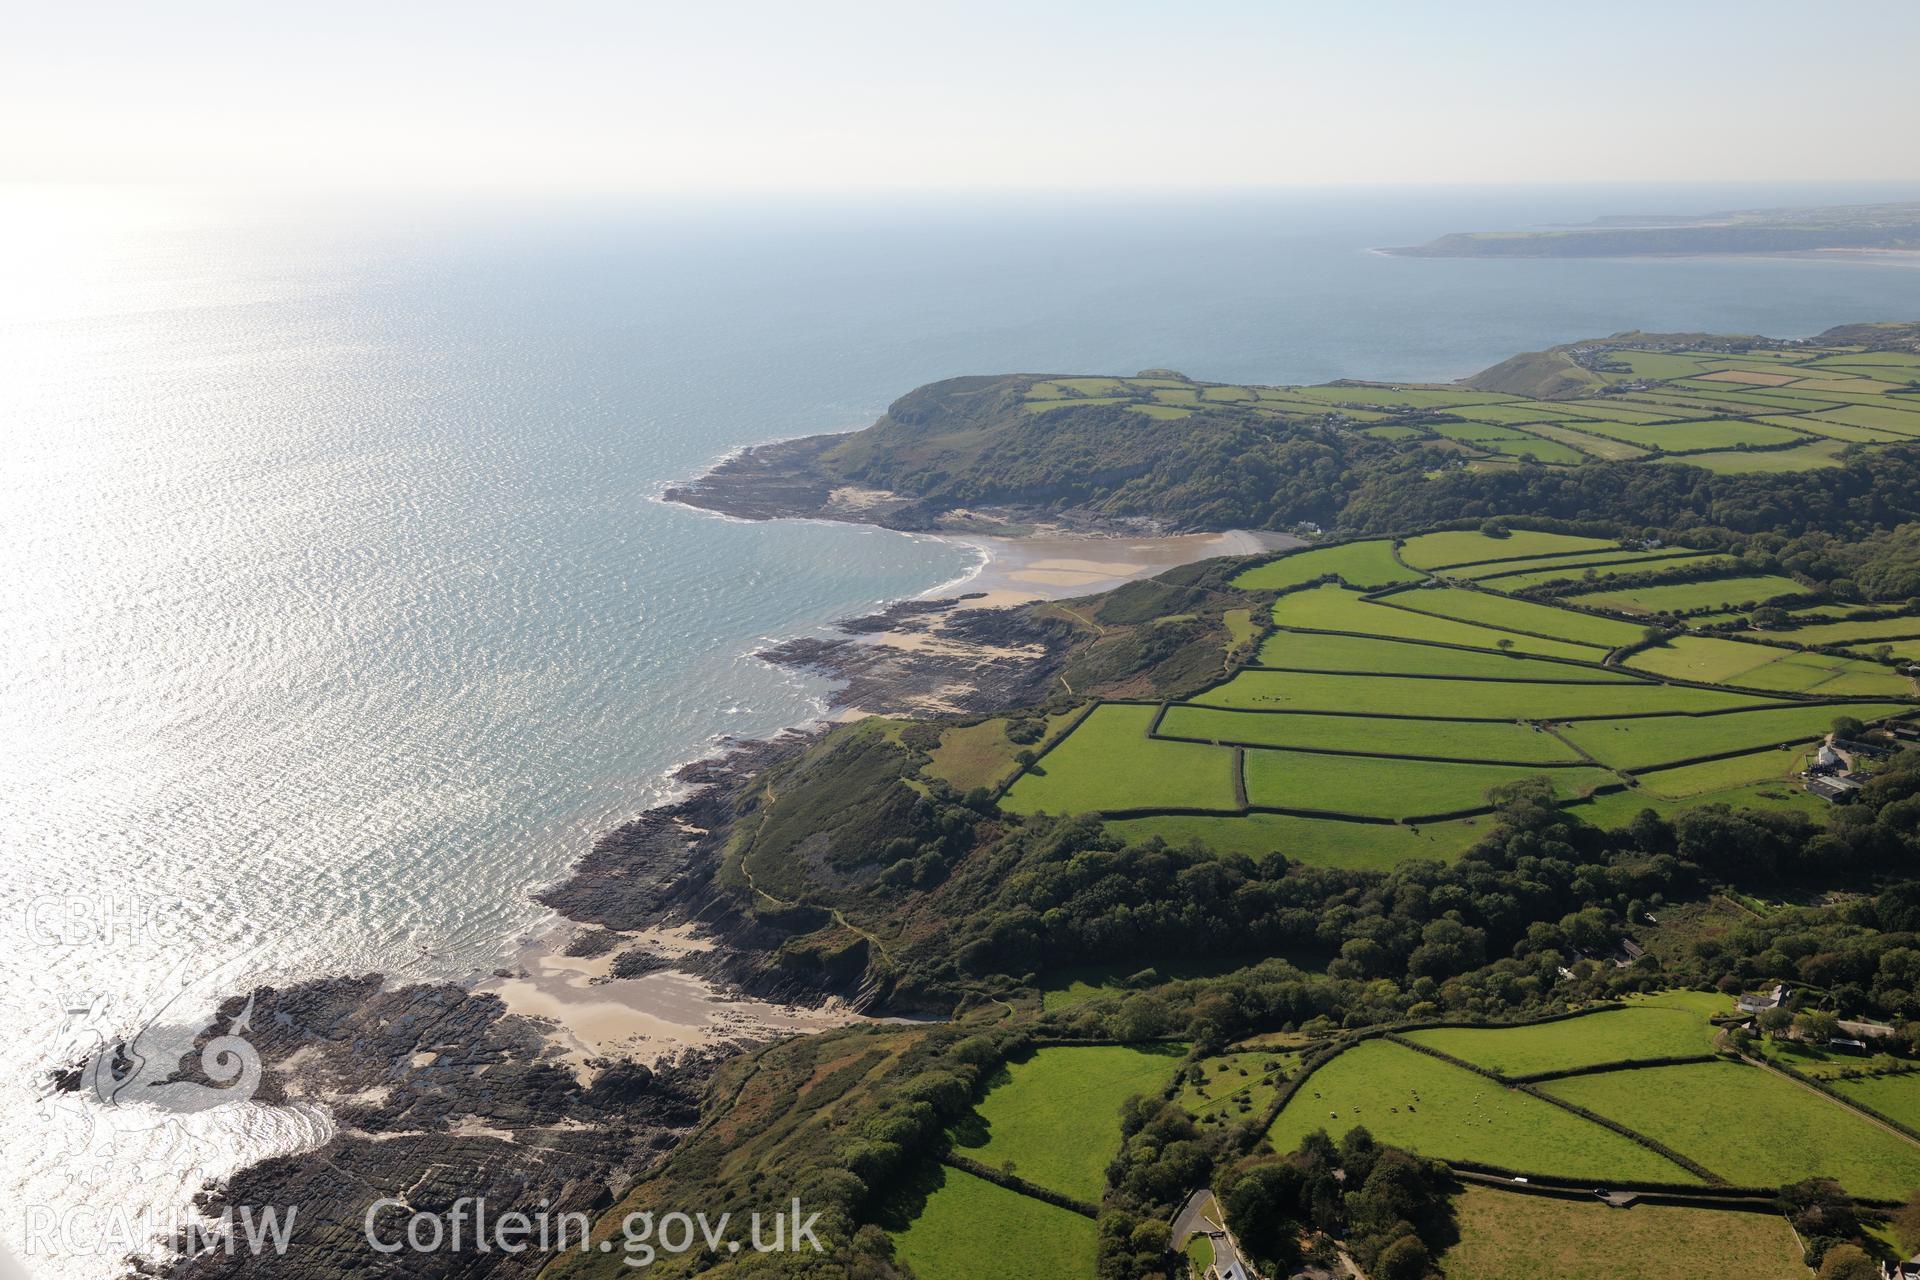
<box><xmin>1024</xmin><ymin>396</ymin><xmax>1133</xmax><ymax>414</ymax></box>
<box><xmin>1438</xmin><ymin>1184</ymin><xmax>1807</xmax><ymax>1280</ymax></box>
<box><xmin>1627</xmin><ymin>634</ymin><xmax>1823</xmax><ymax>682</ymax></box>
<box><xmin>1287</xmin><ymin>384</ymin><xmax>1514</xmax><ymax>409</ymax></box>
<box><xmin>1270</xmin><ymin>585</ymin><xmax>1601</xmax><ymax>659</ymax></box>
<box><xmin>1105</xmin><ymin>811</ymin><xmax>1491</xmax><ymax>869</ymax></box>
<box><xmin>1404</xmin><ymin>1002</ymin><xmax>1719</xmax><ymax>1077</ymax></box>
<box><xmin>1750</xmin><ymin>614</ymin><xmax>1920</xmax><ymax>646</ymax></box>
<box><xmin>1601</xmin><ymin>351</ymin><xmax>1716</xmax><ymax>380</ymax></box>
<box><xmin>960</xmin><ymin>1045</ymin><xmax>1183</xmax><ymax>1200</ymax></box>
<box><xmin>1512</xmin><ymin>421</ymin><xmax>1652</xmax><ymax>460</ymax></box>
<box><xmin>1634</xmin><ymin>750</ymin><xmax>1808</xmax><ymax>798</ymax></box>
<box><xmin>1760</xmin><ymin>413</ymin><xmax>1910</xmax><ymax>443</ymax></box>
<box><xmin>1267</xmin><ymin>1039</ymin><xmax>1696</xmax><ymax>1182</ymax></box>
<box><xmin>1198</xmin><ymin>670</ymin><xmax>1764</xmax><ymax>718</ymax></box>
<box><xmin>1543</xmin><ymin>1060</ymin><xmax>1920</xmax><ymax>1198</ymax></box>
<box><xmin>1583</xmin><ymin>418</ymin><xmax>1805</xmax><ymax>451</ymax></box>
<box><xmin>1383</xmin><ymin>587</ymin><xmax>1644</xmax><ymax>648</ymax></box>
<box><xmin>1626</xmin><ymin>636</ymin><xmax>1913</xmax><ymax>696</ymax></box>
<box><xmin>1231</xmin><ymin>539</ymin><xmax>1419</xmax><ymax>591</ymax></box>
<box><xmin>1398</xmin><ymin>530</ymin><xmax>1620</xmax><ymax>570</ymax></box>
<box><xmin>1799</xmin><ymin>402</ymin><xmax>1920</xmax><ymax>433</ymax></box>
<box><xmin>891</xmin><ymin>1166</ymin><xmax>1097</xmax><ymax>1280</ymax></box>
<box><xmin>1558</xmin><ymin>702</ymin><xmax>1911</xmax><ymax>771</ymax></box>
<box><xmin>1833</xmin><ymin>1071</ymin><xmax>1920</xmax><ymax>1131</ymax></box>
<box><xmin>1243</xmin><ymin>750</ymin><xmax>1614</xmax><ymax>818</ymax></box>
<box><xmin>1428</xmin><ymin>423</ymin><xmax>1588</xmax><ymax>465</ymax></box>
<box><xmin>1158</xmin><ymin>705</ymin><xmax>1583</xmax><ymax>763</ymax></box>
<box><xmin>997</xmin><ymin>513</ymin><xmax>1899</xmax><ymax>865</ymax></box>
<box><xmin>1490</xmin><ymin>556</ymin><xmax>1741</xmax><ymax>593</ymax></box>
<box><xmin>1002</xmin><ymin>704</ymin><xmax>1239</xmax><ymax>815</ymax></box>
<box><xmin>1656</xmin><ymin>440</ymin><xmax>1855</xmax><ymax>474</ymax></box>
<box><xmin>1467</xmin><ymin>549</ymin><xmax>1721</xmax><ymax>584</ymax></box>
<box><xmin>1255</xmin><ymin>630</ymin><xmax>1632</xmax><ymax>680</ymax></box>
<box><xmin>1571</xmin><ymin>777</ymin><xmax>1825</xmax><ymax>827</ymax></box>
<box><xmin>1567</xmin><ymin>574</ymin><xmax>1812</xmax><ymax>616</ymax></box>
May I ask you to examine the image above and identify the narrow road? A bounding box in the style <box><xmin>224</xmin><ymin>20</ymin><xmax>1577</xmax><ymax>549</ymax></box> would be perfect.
<box><xmin>1172</xmin><ymin>1189</ymin><xmax>1256</xmax><ymax>1278</ymax></box>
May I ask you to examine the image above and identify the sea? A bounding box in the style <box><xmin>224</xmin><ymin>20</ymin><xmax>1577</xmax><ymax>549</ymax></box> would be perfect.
<box><xmin>2</xmin><ymin>181</ymin><xmax>1918</xmax><ymax>1277</ymax></box>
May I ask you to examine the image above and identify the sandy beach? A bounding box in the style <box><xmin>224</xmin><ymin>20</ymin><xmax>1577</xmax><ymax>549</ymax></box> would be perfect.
<box><xmin>939</xmin><ymin>527</ymin><xmax>1302</xmax><ymax>607</ymax></box>
<box><xmin>476</xmin><ymin>923</ymin><xmax>857</xmax><ymax>1080</ymax></box>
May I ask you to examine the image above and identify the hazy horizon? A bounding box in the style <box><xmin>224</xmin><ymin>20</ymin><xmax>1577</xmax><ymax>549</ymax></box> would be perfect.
<box><xmin>9</xmin><ymin>0</ymin><xmax>1920</xmax><ymax>194</ymax></box>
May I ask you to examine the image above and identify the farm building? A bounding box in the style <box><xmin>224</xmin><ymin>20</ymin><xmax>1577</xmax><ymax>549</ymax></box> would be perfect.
<box><xmin>1807</xmin><ymin>774</ymin><xmax>1863</xmax><ymax>803</ymax></box>
<box><xmin>1738</xmin><ymin>984</ymin><xmax>1789</xmax><ymax>1015</ymax></box>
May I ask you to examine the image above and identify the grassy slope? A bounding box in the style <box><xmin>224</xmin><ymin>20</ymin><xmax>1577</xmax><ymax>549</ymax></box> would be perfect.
<box><xmin>1634</xmin><ymin>749</ymin><xmax>1809</xmax><ymax>798</ymax></box>
<box><xmin>1385</xmin><ymin>587</ymin><xmax>1644</xmax><ymax>649</ymax></box>
<box><xmin>1569</xmin><ymin>574</ymin><xmax>1812</xmax><ymax>614</ymax></box>
<box><xmin>1489</xmin><ymin>554</ymin><xmax>1736</xmax><ymax>592</ymax></box>
<box><xmin>1255</xmin><ymin>630</ymin><xmax>1633</xmax><ymax>680</ymax></box>
<box><xmin>891</xmin><ymin>1167</ymin><xmax>1097</xmax><ymax>1280</ymax></box>
<box><xmin>1751</xmin><ymin>614</ymin><xmax>1920</xmax><ymax>645</ymax></box>
<box><xmin>1160</xmin><ymin>705</ymin><xmax>1583</xmax><ymax>763</ymax></box>
<box><xmin>1398</xmin><ymin>530</ymin><xmax>1619</xmax><ymax>569</ymax></box>
<box><xmin>1001</xmin><ymin>704</ymin><xmax>1238</xmax><ymax>815</ymax></box>
<box><xmin>1403</xmin><ymin>1003</ymin><xmax>1718</xmax><ymax>1077</ymax></box>
<box><xmin>1232</xmin><ymin>540</ymin><xmax>1419</xmax><ymax>591</ymax></box>
<box><xmin>1438</xmin><ymin>1185</ymin><xmax>1806</xmax><ymax>1280</ymax></box>
<box><xmin>1267</xmin><ymin>1039</ymin><xmax>1696</xmax><ymax>1183</ymax></box>
<box><xmin>1559</xmin><ymin>702</ymin><xmax>1913</xmax><ymax>771</ymax></box>
<box><xmin>1197</xmin><ymin>670</ymin><xmax>1766</xmax><ymax>718</ymax></box>
<box><xmin>1105</xmin><ymin>812</ymin><xmax>1490</xmax><ymax>870</ymax></box>
<box><xmin>960</xmin><ymin>1045</ymin><xmax>1184</xmax><ymax>1200</ymax></box>
<box><xmin>1242</xmin><ymin>751</ymin><xmax>1612</xmax><ymax>818</ymax></box>
<box><xmin>1543</xmin><ymin>1060</ymin><xmax>1920</xmax><ymax>1198</ymax></box>
<box><xmin>1625</xmin><ymin>636</ymin><xmax>1912</xmax><ymax>697</ymax></box>
<box><xmin>1271</xmin><ymin>585</ymin><xmax>1600</xmax><ymax>660</ymax></box>
<box><xmin>1833</xmin><ymin>1072</ymin><xmax>1920</xmax><ymax>1131</ymax></box>
<box><xmin>1570</xmin><ymin>778</ymin><xmax>1825</xmax><ymax>826</ymax></box>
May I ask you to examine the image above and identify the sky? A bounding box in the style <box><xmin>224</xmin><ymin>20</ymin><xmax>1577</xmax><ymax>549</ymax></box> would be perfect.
<box><xmin>7</xmin><ymin>0</ymin><xmax>1920</xmax><ymax>193</ymax></box>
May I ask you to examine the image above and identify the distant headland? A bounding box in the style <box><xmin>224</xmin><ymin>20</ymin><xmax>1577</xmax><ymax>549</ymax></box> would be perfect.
<box><xmin>1384</xmin><ymin>200</ymin><xmax>1920</xmax><ymax>258</ymax></box>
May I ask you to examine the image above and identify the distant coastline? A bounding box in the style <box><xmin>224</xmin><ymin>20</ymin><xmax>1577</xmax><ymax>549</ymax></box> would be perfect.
<box><xmin>1384</xmin><ymin>199</ymin><xmax>1920</xmax><ymax>258</ymax></box>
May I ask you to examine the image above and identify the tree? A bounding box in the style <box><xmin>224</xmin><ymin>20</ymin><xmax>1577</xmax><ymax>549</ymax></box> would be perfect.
<box><xmin>1758</xmin><ymin>1006</ymin><xmax>1795</xmax><ymax>1039</ymax></box>
<box><xmin>1375</xmin><ymin>1234</ymin><xmax>1432</xmax><ymax>1280</ymax></box>
<box><xmin>1892</xmin><ymin>1188</ymin><xmax>1920</xmax><ymax>1255</ymax></box>
<box><xmin>1795</xmin><ymin>1010</ymin><xmax>1841</xmax><ymax>1043</ymax></box>
<box><xmin>1479</xmin><ymin>518</ymin><xmax>1510</xmax><ymax>538</ymax></box>
<box><xmin>1222</xmin><ymin>1160</ymin><xmax>1306</xmax><ymax>1274</ymax></box>
<box><xmin>1817</xmin><ymin>1244</ymin><xmax>1878</xmax><ymax>1280</ymax></box>
<box><xmin>1832</xmin><ymin>715</ymin><xmax>1867</xmax><ymax>740</ymax></box>
<box><xmin>1338</xmin><ymin>1125</ymin><xmax>1379</xmax><ymax>1185</ymax></box>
